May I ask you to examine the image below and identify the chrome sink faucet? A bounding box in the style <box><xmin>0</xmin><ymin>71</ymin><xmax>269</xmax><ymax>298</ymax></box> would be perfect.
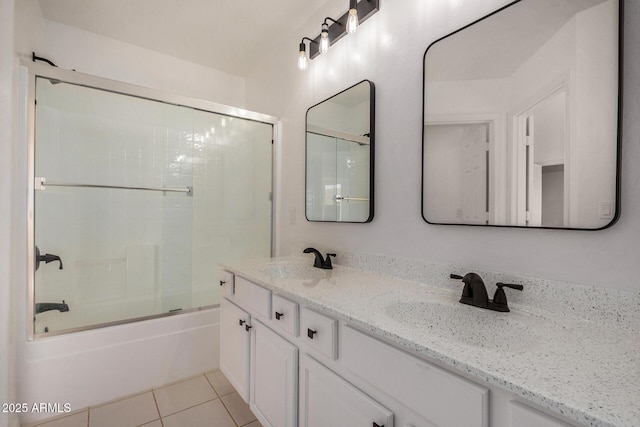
<box><xmin>450</xmin><ymin>273</ymin><xmax>523</xmax><ymax>312</ymax></box>
<box><xmin>303</xmin><ymin>248</ymin><xmax>336</xmax><ymax>269</ymax></box>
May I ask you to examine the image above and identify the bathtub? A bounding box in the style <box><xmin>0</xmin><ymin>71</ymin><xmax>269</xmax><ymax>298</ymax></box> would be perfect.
<box><xmin>18</xmin><ymin>307</ymin><xmax>219</xmax><ymax>425</ymax></box>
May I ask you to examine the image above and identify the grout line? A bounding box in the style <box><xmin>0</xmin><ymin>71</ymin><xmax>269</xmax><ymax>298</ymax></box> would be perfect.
<box><xmin>158</xmin><ymin>398</ymin><xmax>219</xmax><ymax>422</ymax></box>
<box><xmin>217</xmin><ymin>393</ymin><xmax>255</xmax><ymax>427</ymax></box>
<box><xmin>150</xmin><ymin>387</ymin><xmax>162</xmax><ymax>424</ymax></box>
<box><xmin>204</xmin><ymin>371</ymin><xmax>239</xmax><ymax>398</ymax></box>
<box><xmin>152</xmin><ymin>374</ymin><xmax>220</xmax><ymax>418</ymax></box>
<box><xmin>89</xmin><ymin>389</ymin><xmax>152</xmax><ymax>410</ymax></box>
<box><xmin>217</xmin><ymin>395</ymin><xmax>238</xmax><ymax>426</ymax></box>
<box><xmin>151</xmin><ymin>372</ymin><xmax>209</xmax><ymax>392</ymax></box>
<box><xmin>203</xmin><ymin>372</ymin><xmax>221</xmax><ymax>398</ymax></box>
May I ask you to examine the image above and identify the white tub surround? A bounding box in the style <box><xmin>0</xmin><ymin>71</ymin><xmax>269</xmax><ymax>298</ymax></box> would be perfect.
<box><xmin>221</xmin><ymin>256</ymin><xmax>640</xmax><ymax>427</ymax></box>
<box><xmin>18</xmin><ymin>308</ymin><xmax>219</xmax><ymax>425</ymax></box>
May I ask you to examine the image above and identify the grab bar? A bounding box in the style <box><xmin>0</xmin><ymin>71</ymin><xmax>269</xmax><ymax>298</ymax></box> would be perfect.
<box><xmin>35</xmin><ymin>177</ymin><xmax>193</xmax><ymax>196</ymax></box>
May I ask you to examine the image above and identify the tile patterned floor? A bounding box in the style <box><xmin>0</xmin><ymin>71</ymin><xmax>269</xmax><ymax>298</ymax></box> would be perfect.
<box><xmin>25</xmin><ymin>370</ymin><xmax>263</xmax><ymax>427</ymax></box>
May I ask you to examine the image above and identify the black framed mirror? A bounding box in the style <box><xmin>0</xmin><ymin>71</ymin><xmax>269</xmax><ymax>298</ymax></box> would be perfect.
<box><xmin>422</xmin><ymin>0</ymin><xmax>622</xmax><ymax>229</ymax></box>
<box><xmin>306</xmin><ymin>80</ymin><xmax>375</xmax><ymax>223</ymax></box>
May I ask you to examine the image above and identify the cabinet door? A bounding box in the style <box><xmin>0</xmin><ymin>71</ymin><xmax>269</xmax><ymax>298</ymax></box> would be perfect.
<box><xmin>251</xmin><ymin>319</ymin><xmax>298</xmax><ymax>427</ymax></box>
<box><xmin>300</xmin><ymin>354</ymin><xmax>393</xmax><ymax>427</ymax></box>
<box><xmin>220</xmin><ymin>297</ymin><xmax>251</xmax><ymax>402</ymax></box>
<box><xmin>510</xmin><ymin>401</ymin><xmax>572</xmax><ymax>427</ymax></box>
<box><xmin>219</xmin><ymin>270</ymin><xmax>235</xmax><ymax>298</ymax></box>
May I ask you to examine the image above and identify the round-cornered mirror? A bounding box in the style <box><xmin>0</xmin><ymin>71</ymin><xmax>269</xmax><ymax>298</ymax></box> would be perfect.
<box><xmin>422</xmin><ymin>0</ymin><xmax>622</xmax><ymax>229</ymax></box>
<box><xmin>306</xmin><ymin>80</ymin><xmax>375</xmax><ymax>223</ymax></box>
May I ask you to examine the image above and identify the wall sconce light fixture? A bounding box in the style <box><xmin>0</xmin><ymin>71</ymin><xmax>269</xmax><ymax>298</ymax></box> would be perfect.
<box><xmin>297</xmin><ymin>0</ymin><xmax>379</xmax><ymax>70</ymax></box>
<box><xmin>298</xmin><ymin>37</ymin><xmax>317</xmax><ymax>71</ymax></box>
<box><xmin>347</xmin><ymin>0</ymin><xmax>359</xmax><ymax>34</ymax></box>
<box><xmin>320</xmin><ymin>18</ymin><xmax>341</xmax><ymax>54</ymax></box>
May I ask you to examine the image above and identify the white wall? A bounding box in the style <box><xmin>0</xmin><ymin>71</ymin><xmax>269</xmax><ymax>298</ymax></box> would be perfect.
<box><xmin>246</xmin><ymin>0</ymin><xmax>640</xmax><ymax>292</ymax></box>
<box><xmin>13</xmin><ymin>0</ymin><xmax>246</xmax><ymax>109</ymax></box>
<box><xmin>0</xmin><ymin>0</ymin><xmax>17</xmax><ymax>425</ymax></box>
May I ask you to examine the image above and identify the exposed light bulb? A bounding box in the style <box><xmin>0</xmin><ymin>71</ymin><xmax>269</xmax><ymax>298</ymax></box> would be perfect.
<box><xmin>298</xmin><ymin>43</ymin><xmax>308</xmax><ymax>70</ymax></box>
<box><xmin>347</xmin><ymin>0</ymin><xmax>358</xmax><ymax>34</ymax></box>
<box><xmin>320</xmin><ymin>24</ymin><xmax>329</xmax><ymax>54</ymax></box>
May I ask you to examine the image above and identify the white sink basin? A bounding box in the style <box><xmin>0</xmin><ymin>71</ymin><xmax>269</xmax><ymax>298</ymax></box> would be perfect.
<box><xmin>384</xmin><ymin>299</ymin><xmax>540</xmax><ymax>350</ymax></box>
<box><xmin>259</xmin><ymin>262</ymin><xmax>330</xmax><ymax>280</ymax></box>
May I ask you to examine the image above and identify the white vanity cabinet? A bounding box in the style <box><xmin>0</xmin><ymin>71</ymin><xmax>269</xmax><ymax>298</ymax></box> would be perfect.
<box><xmin>219</xmin><ymin>261</ymin><xmax>605</xmax><ymax>427</ymax></box>
<box><xmin>222</xmin><ymin>271</ymin><xmax>584</xmax><ymax>427</ymax></box>
<box><xmin>220</xmin><ymin>297</ymin><xmax>251</xmax><ymax>402</ymax></box>
<box><xmin>299</xmin><ymin>354</ymin><xmax>393</xmax><ymax>427</ymax></box>
<box><xmin>220</xmin><ymin>271</ymin><xmax>273</xmax><ymax>404</ymax></box>
<box><xmin>251</xmin><ymin>319</ymin><xmax>298</xmax><ymax>427</ymax></box>
<box><xmin>220</xmin><ymin>271</ymin><xmax>299</xmax><ymax>425</ymax></box>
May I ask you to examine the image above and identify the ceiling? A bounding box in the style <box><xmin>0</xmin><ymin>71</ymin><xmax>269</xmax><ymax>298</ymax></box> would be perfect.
<box><xmin>38</xmin><ymin>0</ymin><xmax>332</xmax><ymax>77</ymax></box>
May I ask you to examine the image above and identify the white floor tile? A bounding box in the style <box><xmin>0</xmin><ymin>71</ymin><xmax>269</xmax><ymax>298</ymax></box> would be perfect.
<box><xmin>31</xmin><ymin>411</ymin><xmax>88</xmax><ymax>427</ymax></box>
<box><xmin>220</xmin><ymin>392</ymin><xmax>256</xmax><ymax>426</ymax></box>
<box><xmin>89</xmin><ymin>392</ymin><xmax>158</xmax><ymax>427</ymax></box>
<box><xmin>153</xmin><ymin>375</ymin><xmax>217</xmax><ymax>417</ymax></box>
<box><xmin>162</xmin><ymin>400</ymin><xmax>236</xmax><ymax>427</ymax></box>
<box><xmin>205</xmin><ymin>370</ymin><xmax>236</xmax><ymax>397</ymax></box>
<box><xmin>29</xmin><ymin>371</ymin><xmax>251</xmax><ymax>427</ymax></box>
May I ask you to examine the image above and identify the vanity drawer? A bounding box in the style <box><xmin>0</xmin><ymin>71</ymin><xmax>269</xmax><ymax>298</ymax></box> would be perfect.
<box><xmin>270</xmin><ymin>294</ymin><xmax>299</xmax><ymax>337</ymax></box>
<box><xmin>233</xmin><ymin>276</ymin><xmax>271</xmax><ymax>319</ymax></box>
<box><xmin>300</xmin><ymin>307</ymin><xmax>338</xmax><ymax>360</ymax></box>
<box><xmin>219</xmin><ymin>270</ymin><xmax>235</xmax><ymax>298</ymax></box>
<box><xmin>342</xmin><ymin>325</ymin><xmax>488</xmax><ymax>427</ymax></box>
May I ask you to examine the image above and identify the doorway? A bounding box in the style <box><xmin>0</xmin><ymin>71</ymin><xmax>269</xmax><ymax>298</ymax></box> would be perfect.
<box><xmin>512</xmin><ymin>87</ymin><xmax>568</xmax><ymax>227</ymax></box>
<box><xmin>424</xmin><ymin>121</ymin><xmax>491</xmax><ymax>225</ymax></box>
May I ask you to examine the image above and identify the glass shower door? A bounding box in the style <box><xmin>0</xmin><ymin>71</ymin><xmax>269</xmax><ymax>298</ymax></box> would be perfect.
<box><xmin>190</xmin><ymin>110</ymin><xmax>273</xmax><ymax>308</ymax></box>
<box><xmin>306</xmin><ymin>133</ymin><xmax>370</xmax><ymax>222</ymax></box>
<box><xmin>32</xmin><ymin>77</ymin><xmax>273</xmax><ymax>335</ymax></box>
<box><xmin>336</xmin><ymin>137</ymin><xmax>370</xmax><ymax>222</ymax></box>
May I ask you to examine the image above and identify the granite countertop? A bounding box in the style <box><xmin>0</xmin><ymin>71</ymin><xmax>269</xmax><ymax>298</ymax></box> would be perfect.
<box><xmin>220</xmin><ymin>256</ymin><xmax>640</xmax><ymax>427</ymax></box>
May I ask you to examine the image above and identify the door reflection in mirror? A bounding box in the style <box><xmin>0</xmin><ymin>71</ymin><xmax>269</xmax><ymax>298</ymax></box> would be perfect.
<box><xmin>425</xmin><ymin>122</ymin><xmax>490</xmax><ymax>225</ymax></box>
<box><xmin>422</xmin><ymin>0</ymin><xmax>620</xmax><ymax>229</ymax></box>
<box><xmin>513</xmin><ymin>89</ymin><xmax>567</xmax><ymax>227</ymax></box>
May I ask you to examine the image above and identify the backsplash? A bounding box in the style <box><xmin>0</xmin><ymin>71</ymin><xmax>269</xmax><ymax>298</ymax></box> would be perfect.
<box><xmin>293</xmin><ymin>245</ymin><xmax>640</xmax><ymax>332</ymax></box>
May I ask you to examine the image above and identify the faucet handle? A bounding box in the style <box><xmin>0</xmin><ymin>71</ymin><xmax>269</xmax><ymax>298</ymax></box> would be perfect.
<box><xmin>492</xmin><ymin>282</ymin><xmax>523</xmax><ymax>310</ymax></box>
<box><xmin>324</xmin><ymin>253</ymin><xmax>336</xmax><ymax>269</ymax></box>
<box><xmin>450</xmin><ymin>274</ymin><xmax>464</xmax><ymax>280</ymax></box>
<box><xmin>496</xmin><ymin>283</ymin><xmax>524</xmax><ymax>291</ymax></box>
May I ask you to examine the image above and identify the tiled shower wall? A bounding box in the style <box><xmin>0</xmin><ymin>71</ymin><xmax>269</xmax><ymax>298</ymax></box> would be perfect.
<box><xmin>33</xmin><ymin>79</ymin><xmax>272</xmax><ymax>333</ymax></box>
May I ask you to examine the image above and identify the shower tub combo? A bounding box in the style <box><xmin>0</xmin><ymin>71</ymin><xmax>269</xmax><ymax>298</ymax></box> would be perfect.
<box><xmin>18</xmin><ymin>61</ymin><xmax>277</xmax><ymax>424</ymax></box>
